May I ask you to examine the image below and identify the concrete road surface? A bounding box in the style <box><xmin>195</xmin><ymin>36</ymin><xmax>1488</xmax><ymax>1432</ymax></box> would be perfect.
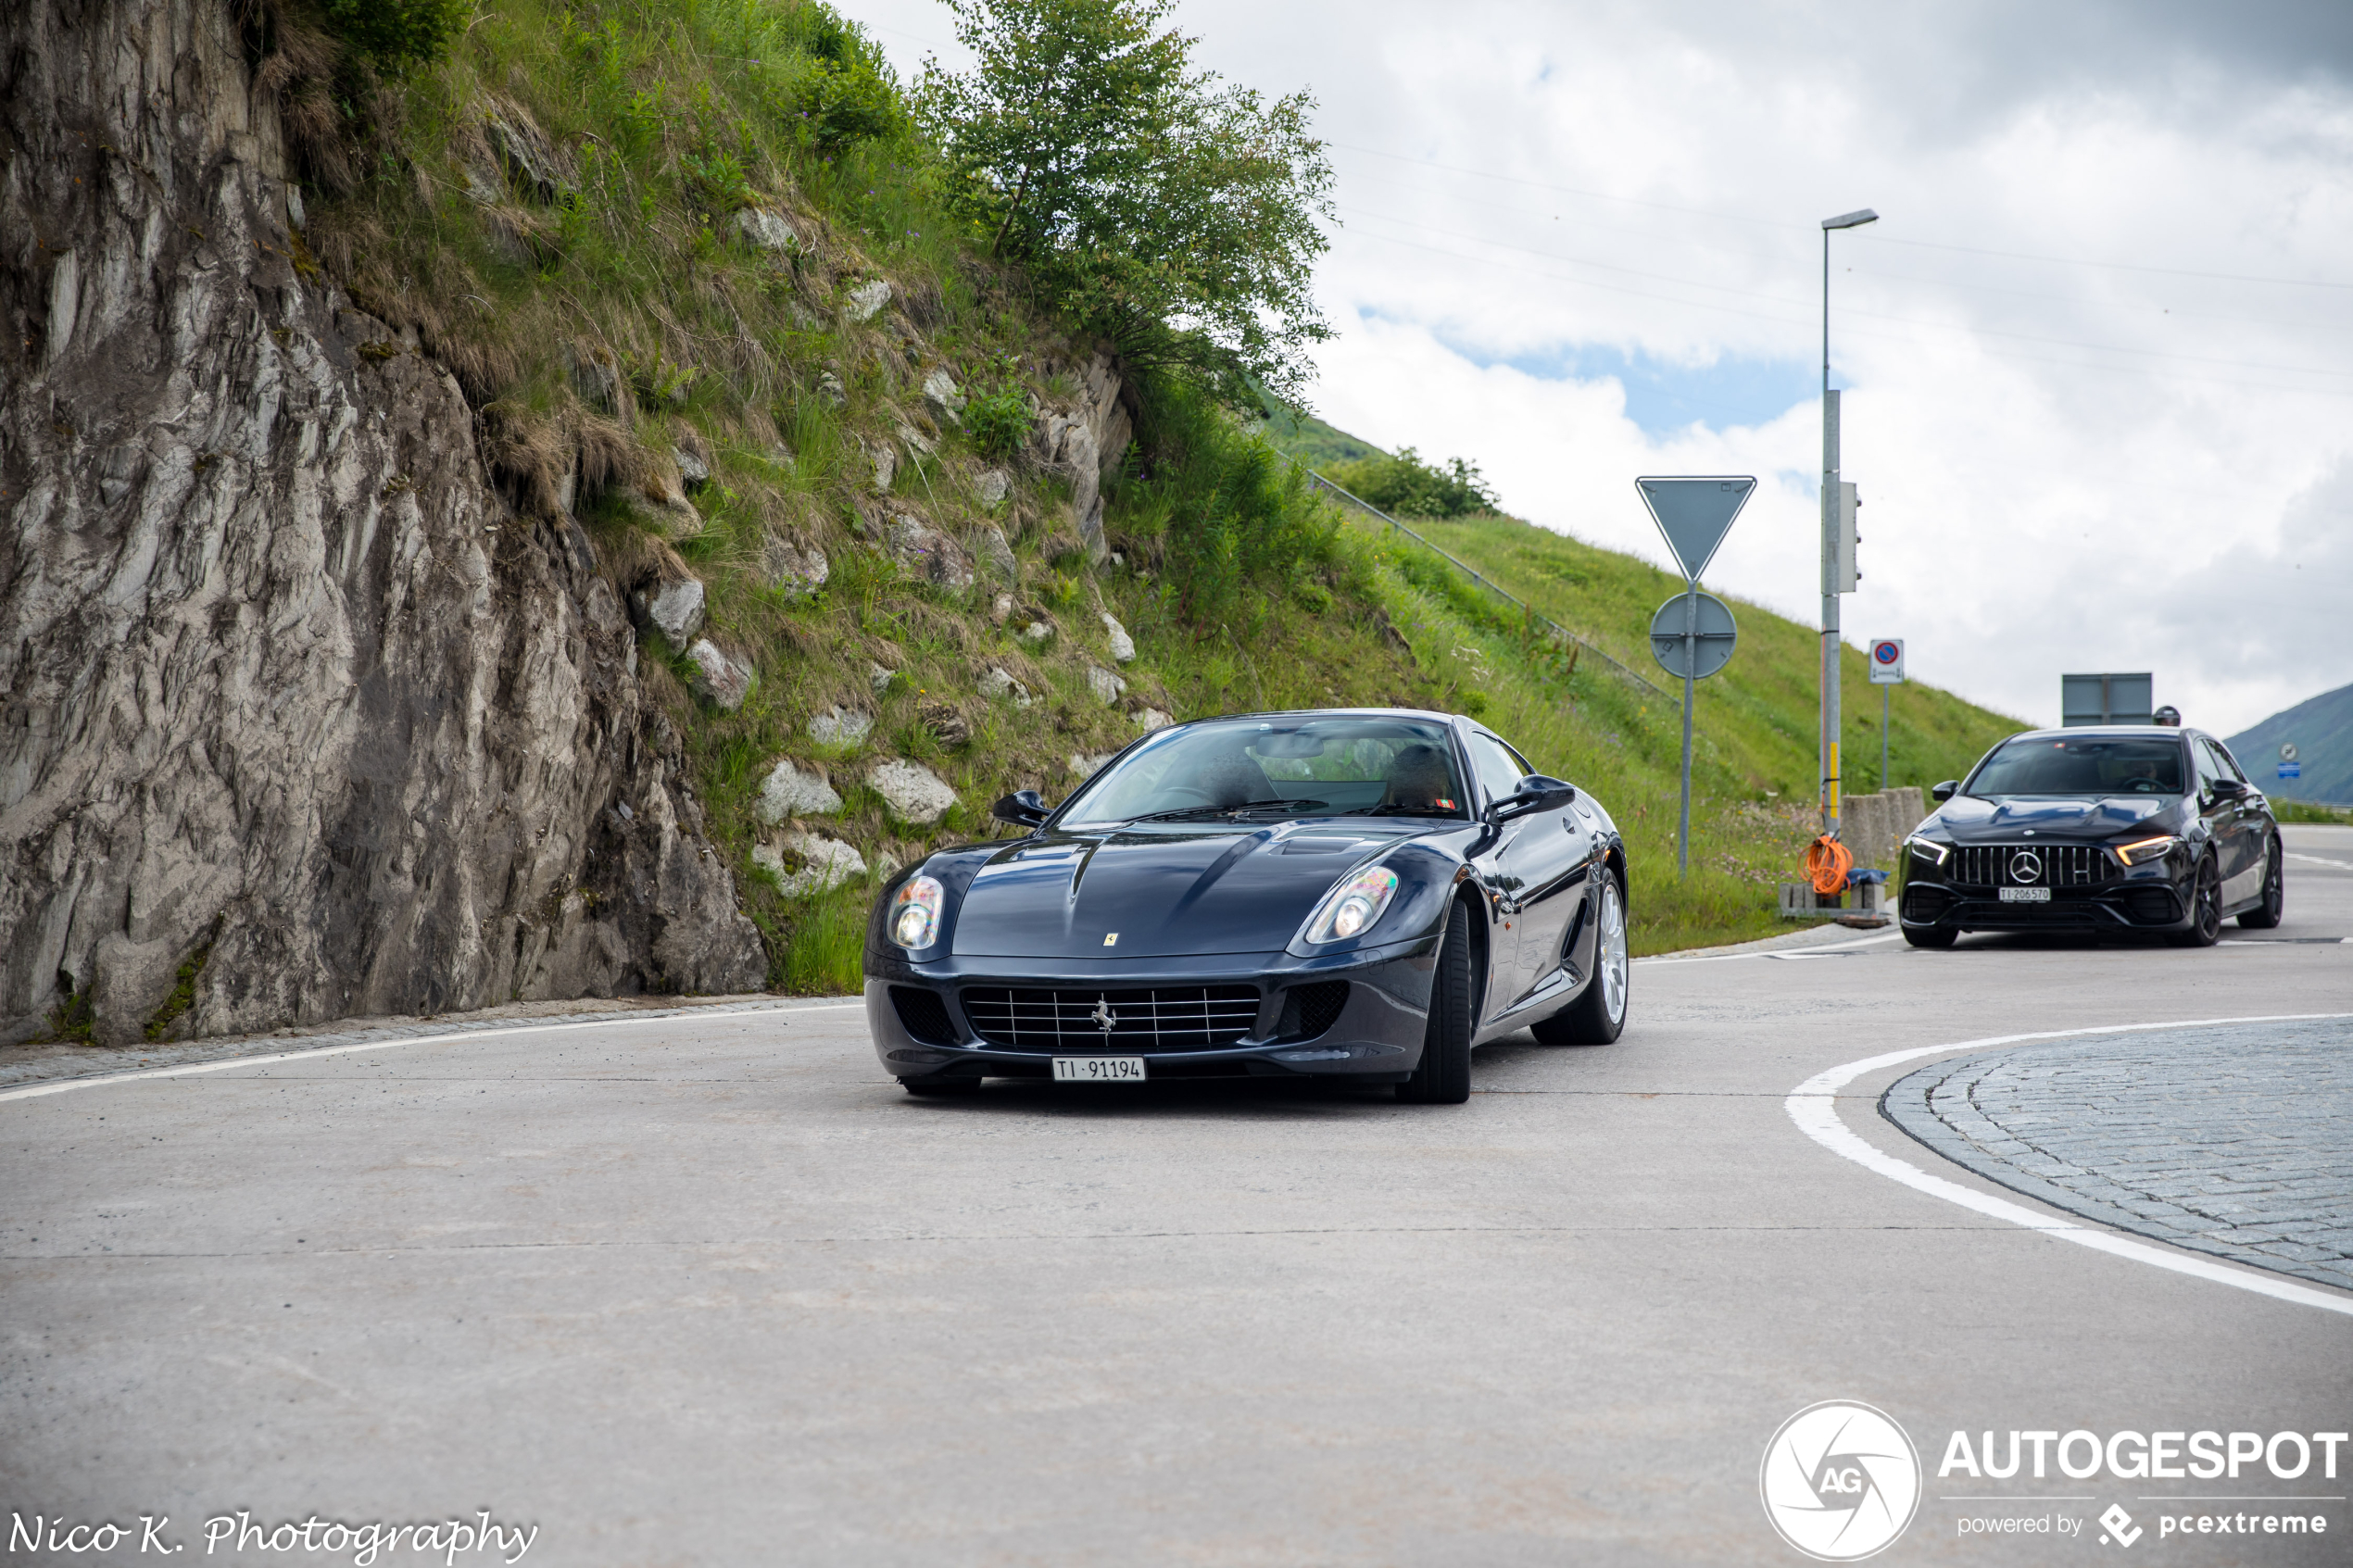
<box><xmin>5</xmin><ymin>827</ymin><xmax>2349</xmax><ymax>1565</ymax></box>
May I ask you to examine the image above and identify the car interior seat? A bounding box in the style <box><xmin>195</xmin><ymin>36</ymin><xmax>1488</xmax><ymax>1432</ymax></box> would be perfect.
<box><xmin>1381</xmin><ymin>745</ymin><xmax>1457</xmax><ymax>812</ymax></box>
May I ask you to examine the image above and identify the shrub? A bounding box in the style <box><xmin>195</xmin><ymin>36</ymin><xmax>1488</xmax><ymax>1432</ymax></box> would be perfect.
<box><xmin>1323</xmin><ymin>446</ymin><xmax>1501</xmax><ymax>519</ymax></box>
<box><xmin>962</xmin><ymin>356</ymin><xmax>1033</xmax><ymax>458</ymax></box>
<box><xmin>319</xmin><ymin>0</ymin><xmax>472</xmax><ymax>72</ymax></box>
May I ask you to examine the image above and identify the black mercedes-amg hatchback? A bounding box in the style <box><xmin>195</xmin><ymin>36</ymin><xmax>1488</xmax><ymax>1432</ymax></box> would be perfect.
<box><xmin>1897</xmin><ymin>726</ymin><xmax>2283</xmax><ymax>949</ymax></box>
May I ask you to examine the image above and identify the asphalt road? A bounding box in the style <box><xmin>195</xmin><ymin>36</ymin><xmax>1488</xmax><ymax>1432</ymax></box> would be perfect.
<box><xmin>5</xmin><ymin>826</ymin><xmax>2349</xmax><ymax>1566</ymax></box>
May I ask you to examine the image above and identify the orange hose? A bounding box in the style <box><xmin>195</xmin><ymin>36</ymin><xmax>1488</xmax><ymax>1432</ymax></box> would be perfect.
<box><xmin>1806</xmin><ymin>834</ymin><xmax>1854</xmax><ymax>897</ymax></box>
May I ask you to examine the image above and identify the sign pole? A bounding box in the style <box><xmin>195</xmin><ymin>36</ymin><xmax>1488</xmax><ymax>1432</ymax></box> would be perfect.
<box><xmin>1680</xmin><ymin>586</ymin><xmax>1697</xmax><ymax>878</ymax></box>
<box><xmin>1635</xmin><ymin>475</ymin><xmax>1755</xmax><ymax>883</ymax></box>
<box><xmin>1881</xmin><ymin>684</ymin><xmax>1890</xmax><ymax>793</ymax></box>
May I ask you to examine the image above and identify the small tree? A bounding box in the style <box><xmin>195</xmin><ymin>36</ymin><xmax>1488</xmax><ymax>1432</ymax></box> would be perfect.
<box><xmin>913</xmin><ymin>0</ymin><xmax>1334</xmax><ymax>407</ymax></box>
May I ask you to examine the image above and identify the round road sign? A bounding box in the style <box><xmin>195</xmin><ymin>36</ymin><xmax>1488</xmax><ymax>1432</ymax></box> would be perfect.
<box><xmin>1648</xmin><ymin>590</ymin><xmax>1738</xmax><ymax>680</ymax></box>
<box><xmin>2281</xmin><ymin>742</ymin><xmax>2298</xmax><ymax>761</ymax></box>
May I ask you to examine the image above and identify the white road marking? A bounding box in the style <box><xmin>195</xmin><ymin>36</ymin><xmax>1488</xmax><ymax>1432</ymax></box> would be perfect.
<box><xmin>1642</xmin><ymin>930</ymin><xmax>1903</xmax><ymax>966</ymax></box>
<box><xmin>0</xmin><ymin>1001</ymin><xmax>866</xmax><ymax>1107</ymax></box>
<box><xmin>1787</xmin><ymin>1013</ymin><xmax>2353</xmax><ymax>1319</ymax></box>
<box><xmin>2285</xmin><ymin>851</ymin><xmax>2353</xmax><ymax>872</ymax></box>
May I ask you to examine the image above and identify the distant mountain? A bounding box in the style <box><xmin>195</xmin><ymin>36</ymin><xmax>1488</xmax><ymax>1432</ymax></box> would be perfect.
<box><xmin>2227</xmin><ymin>681</ymin><xmax>2353</xmax><ymax>805</ymax></box>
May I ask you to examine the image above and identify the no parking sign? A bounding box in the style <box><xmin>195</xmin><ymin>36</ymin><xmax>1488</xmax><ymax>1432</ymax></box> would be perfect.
<box><xmin>1869</xmin><ymin>637</ymin><xmax>1906</xmax><ymax>684</ymax></box>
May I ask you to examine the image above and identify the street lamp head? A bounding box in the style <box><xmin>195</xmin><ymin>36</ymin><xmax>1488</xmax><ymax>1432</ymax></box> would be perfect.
<box><xmin>1821</xmin><ymin>208</ymin><xmax>1880</xmax><ymax>231</ymax></box>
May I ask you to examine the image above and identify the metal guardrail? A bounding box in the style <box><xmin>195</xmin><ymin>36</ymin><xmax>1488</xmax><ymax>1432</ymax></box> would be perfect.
<box><xmin>1282</xmin><ymin>458</ymin><xmax>1672</xmax><ymax>700</ymax></box>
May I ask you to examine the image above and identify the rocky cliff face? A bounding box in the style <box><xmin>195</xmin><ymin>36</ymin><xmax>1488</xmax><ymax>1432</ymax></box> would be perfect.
<box><xmin>0</xmin><ymin>0</ymin><xmax>767</xmax><ymax>1046</ymax></box>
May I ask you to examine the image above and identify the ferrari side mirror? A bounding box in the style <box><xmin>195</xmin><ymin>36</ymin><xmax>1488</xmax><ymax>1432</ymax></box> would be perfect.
<box><xmin>991</xmin><ymin>789</ymin><xmax>1051</xmax><ymax>828</ymax></box>
<box><xmin>1931</xmin><ymin>780</ymin><xmax>1958</xmax><ymax>803</ymax></box>
<box><xmin>1488</xmin><ymin>774</ymin><xmax>1578</xmax><ymax>822</ymax></box>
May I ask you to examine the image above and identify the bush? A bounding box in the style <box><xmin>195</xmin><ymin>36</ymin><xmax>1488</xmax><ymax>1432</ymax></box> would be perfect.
<box><xmin>961</xmin><ymin>356</ymin><xmax>1033</xmax><ymax>459</ymax></box>
<box><xmin>1115</xmin><ymin>374</ymin><xmax>1339</xmax><ymax>631</ymax></box>
<box><xmin>1323</xmin><ymin>446</ymin><xmax>1500</xmax><ymax>519</ymax></box>
<box><xmin>320</xmin><ymin>0</ymin><xmax>471</xmax><ymax>72</ymax></box>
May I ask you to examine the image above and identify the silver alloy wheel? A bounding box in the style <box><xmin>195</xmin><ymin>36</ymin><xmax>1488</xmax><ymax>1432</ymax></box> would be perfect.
<box><xmin>1598</xmin><ymin>879</ymin><xmax>1629</xmax><ymax>1023</ymax></box>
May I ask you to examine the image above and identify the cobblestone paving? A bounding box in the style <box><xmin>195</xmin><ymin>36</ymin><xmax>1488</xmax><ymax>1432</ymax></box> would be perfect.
<box><xmin>1881</xmin><ymin>1018</ymin><xmax>2353</xmax><ymax>1293</ymax></box>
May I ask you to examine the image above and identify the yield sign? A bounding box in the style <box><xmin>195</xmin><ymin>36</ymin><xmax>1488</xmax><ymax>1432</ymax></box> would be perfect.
<box><xmin>1635</xmin><ymin>476</ymin><xmax>1756</xmax><ymax>583</ymax></box>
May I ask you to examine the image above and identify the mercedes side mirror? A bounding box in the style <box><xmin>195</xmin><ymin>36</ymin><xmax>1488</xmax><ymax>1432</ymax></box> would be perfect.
<box><xmin>1931</xmin><ymin>780</ymin><xmax>1958</xmax><ymax>803</ymax></box>
<box><xmin>2208</xmin><ymin>778</ymin><xmax>2247</xmax><ymax>802</ymax></box>
<box><xmin>991</xmin><ymin>789</ymin><xmax>1051</xmax><ymax>828</ymax></box>
<box><xmin>1488</xmin><ymin>774</ymin><xmax>1578</xmax><ymax>822</ymax></box>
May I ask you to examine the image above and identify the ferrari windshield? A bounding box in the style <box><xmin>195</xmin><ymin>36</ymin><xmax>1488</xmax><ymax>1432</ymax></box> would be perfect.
<box><xmin>1058</xmin><ymin>717</ymin><xmax>1470</xmax><ymax>827</ymax></box>
<box><xmin>1967</xmin><ymin>735</ymin><xmax>2187</xmax><ymax>798</ymax></box>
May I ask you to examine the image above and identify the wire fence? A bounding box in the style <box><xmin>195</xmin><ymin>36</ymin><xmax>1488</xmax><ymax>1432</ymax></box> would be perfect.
<box><xmin>1281</xmin><ymin>458</ymin><xmax>1672</xmax><ymax>701</ymax></box>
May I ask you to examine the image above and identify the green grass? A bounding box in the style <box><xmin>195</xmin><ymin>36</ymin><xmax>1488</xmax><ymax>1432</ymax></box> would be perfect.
<box><xmin>1300</xmin><ymin>506</ymin><xmax>2028</xmax><ymax>954</ymax></box>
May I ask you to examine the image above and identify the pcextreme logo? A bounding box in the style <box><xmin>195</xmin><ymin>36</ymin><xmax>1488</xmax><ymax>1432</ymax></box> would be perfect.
<box><xmin>1761</xmin><ymin>1400</ymin><xmax>1924</xmax><ymax>1561</ymax></box>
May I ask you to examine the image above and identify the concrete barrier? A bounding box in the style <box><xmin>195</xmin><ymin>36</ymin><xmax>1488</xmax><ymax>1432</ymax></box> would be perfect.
<box><xmin>1839</xmin><ymin>787</ymin><xmax>1925</xmax><ymax>873</ymax></box>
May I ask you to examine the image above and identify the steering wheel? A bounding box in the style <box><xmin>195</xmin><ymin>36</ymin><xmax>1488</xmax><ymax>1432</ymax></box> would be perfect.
<box><xmin>1153</xmin><ymin>787</ymin><xmax>1218</xmax><ymax>807</ymax></box>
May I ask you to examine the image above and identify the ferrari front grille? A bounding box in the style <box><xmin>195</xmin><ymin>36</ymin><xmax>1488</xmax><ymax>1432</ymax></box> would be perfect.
<box><xmin>1950</xmin><ymin>844</ymin><xmax>2115</xmax><ymax>888</ymax></box>
<box><xmin>959</xmin><ymin>985</ymin><xmax>1261</xmax><ymax>1053</ymax></box>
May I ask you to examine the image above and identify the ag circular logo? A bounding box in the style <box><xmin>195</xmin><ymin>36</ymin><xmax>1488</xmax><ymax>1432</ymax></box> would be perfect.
<box><xmin>1759</xmin><ymin>1400</ymin><xmax>1921</xmax><ymax>1561</ymax></box>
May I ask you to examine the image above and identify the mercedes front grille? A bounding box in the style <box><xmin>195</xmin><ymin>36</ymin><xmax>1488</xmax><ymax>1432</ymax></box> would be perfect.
<box><xmin>1950</xmin><ymin>844</ymin><xmax>2115</xmax><ymax>888</ymax></box>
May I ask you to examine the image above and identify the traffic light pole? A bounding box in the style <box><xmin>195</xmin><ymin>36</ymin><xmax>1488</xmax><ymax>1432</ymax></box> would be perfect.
<box><xmin>1820</xmin><ymin>391</ymin><xmax>1841</xmax><ymax>842</ymax></box>
<box><xmin>1818</xmin><ymin>208</ymin><xmax>1876</xmax><ymax>841</ymax></box>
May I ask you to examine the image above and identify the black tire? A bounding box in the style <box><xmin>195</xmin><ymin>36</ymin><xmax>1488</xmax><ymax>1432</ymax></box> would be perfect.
<box><xmin>2167</xmin><ymin>856</ymin><xmax>2223</xmax><ymax>947</ymax></box>
<box><xmin>1902</xmin><ymin>923</ymin><xmax>1957</xmax><ymax>949</ymax></box>
<box><xmin>900</xmin><ymin>1076</ymin><xmax>982</xmax><ymax>1097</ymax></box>
<box><xmin>2237</xmin><ymin>839</ymin><xmax>2284</xmax><ymax>929</ymax></box>
<box><xmin>1532</xmin><ymin>871</ymin><xmax>1629</xmax><ymax>1045</ymax></box>
<box><xmin>1398</xmin><ymin>899</ymin><xmax>1474</xmax><ymax>1104</ymax></box>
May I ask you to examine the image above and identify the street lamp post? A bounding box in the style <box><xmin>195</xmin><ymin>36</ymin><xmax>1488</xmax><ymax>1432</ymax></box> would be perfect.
<box><xmin>1818</xmin><ymin>207</ymin><xmax>1877</xmax><ymax>842</ymax></box>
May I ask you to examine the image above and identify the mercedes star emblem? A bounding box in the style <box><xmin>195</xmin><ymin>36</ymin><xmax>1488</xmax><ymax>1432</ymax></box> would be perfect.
<box><xmin>2009</xmin><ymin>850</ymin><xmax>2043</xmax><ymax>884</ymax></box>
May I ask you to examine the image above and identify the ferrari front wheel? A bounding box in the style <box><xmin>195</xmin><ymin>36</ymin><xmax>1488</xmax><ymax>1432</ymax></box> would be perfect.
<box><xmin>1399</xmin><ymin>899</ymin><xmax>1474</xmax><ymax>1104</ymax></box>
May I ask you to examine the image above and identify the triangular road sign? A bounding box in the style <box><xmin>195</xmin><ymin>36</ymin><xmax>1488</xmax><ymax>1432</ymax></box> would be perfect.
<box><xmin>1635</xmin><ymin>476</ymin><xmax>1756</xmax><ymax>583</ymax></box>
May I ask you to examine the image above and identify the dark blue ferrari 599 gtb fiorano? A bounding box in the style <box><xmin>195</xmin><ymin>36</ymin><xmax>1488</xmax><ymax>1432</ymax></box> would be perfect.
<box><xmin>862</xmin><ymin>709</ymin><xmax>1630</xmax><ymax>1104</ymax></box>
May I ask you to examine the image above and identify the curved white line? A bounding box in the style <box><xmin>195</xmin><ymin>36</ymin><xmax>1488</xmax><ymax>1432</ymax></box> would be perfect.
<box><xmin>1787</xmin><ymin>1012</ymin><xmax>2353</xmax><ymax>1319</ymax></box>
<box><xmin>0</xmin><ymin>1000</ymin><xmax>865</xmax><ymax>1107</ymax></box>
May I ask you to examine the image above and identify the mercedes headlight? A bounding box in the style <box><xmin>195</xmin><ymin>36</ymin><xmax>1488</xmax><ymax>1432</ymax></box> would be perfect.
<box><xmin>1305</xmin><ymin>866</ymin><xmax>1399</xmax><ymax>944</ymax></box>
<box><xmin>889</xmin><ymin>876</ymin><xmax>946</xmax><ymax>948</ymax></box>
<box><xmin>1904</xmin><ymin>834</ymin><xmax>1951</xmax><ymax>868</ymax></box>
<box><xmin>2114</xmin><ymin>835</ymin><xmax>2181</xmax><ymax>867</ymax></box>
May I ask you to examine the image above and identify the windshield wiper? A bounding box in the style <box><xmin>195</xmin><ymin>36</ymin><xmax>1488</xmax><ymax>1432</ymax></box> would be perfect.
<box><xmin>1344</xmin><ymin>803</ymin><xmax>1457</xmax><ymax>818</ymax></box>
<box><xmin>1126</xmin><ymin>800</ymin><xmax>1329</xmax><ymax>823</ymax></box>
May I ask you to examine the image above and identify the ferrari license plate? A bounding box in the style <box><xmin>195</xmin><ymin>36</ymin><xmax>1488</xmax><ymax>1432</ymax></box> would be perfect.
<box><xmin>1052</xmin><ymin>1056</ymin><xmax>1147</xmax><ymax>1083</ymax></box>
<box><xmin>1998</xmin><ymin>886</ymin><xmax>2051</xmax><ymax>903</ymax></box>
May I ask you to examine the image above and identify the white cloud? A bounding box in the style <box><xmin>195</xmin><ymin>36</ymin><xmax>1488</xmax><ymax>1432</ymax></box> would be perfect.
<box><xmin>849</xmin><ymin>0</ymin><xmax>2353</xmax><ymax>733</ymax></box>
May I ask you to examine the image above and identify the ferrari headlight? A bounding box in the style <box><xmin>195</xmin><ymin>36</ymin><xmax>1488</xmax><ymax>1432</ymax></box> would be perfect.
<box><xmin>1306</xmin><ymin>866</ymin><xmax>1399</xmax><ymax>944</ymax></box>
<box><xmin>1904</xmin><ymin>834</ymin><xmax>1951</xmax><ymax>868</ymax></box>
<box><xmin>889</xmin><ymin>875</ymin><xmax>946</xmax><ymax>948</ymax></box>
<box><xmin>2114</xmin><ymin>834</ymin><xmax>2181</xmax><ymax>867</ymax></box>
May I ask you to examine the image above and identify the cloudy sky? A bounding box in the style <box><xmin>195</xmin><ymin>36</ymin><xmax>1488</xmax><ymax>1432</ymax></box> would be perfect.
<box><xmin>849</xmin><ymin>0</ymin><xmax>2353</xmax><ymax>740</ymax></box>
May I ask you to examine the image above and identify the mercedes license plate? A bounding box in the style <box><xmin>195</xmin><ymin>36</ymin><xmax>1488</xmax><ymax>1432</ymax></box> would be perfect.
<box><xmin>1998</xmin><ymin>886</ymin><xmax>2051</xmax><ymax>903</ymax></box>
<box><xmin>1052</xmin><ymin>1056</ymin><xmax>1147</xmax><ymax>1083</ymax></box>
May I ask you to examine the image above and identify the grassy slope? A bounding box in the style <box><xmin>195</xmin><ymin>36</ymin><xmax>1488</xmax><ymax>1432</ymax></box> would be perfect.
<box><xmin>1252</xmin><ymin>420</ymin><xmax>2030</xmax><ymax>950</ymax></box>
<box><xmin>331</xmin><ymin>0</ymin><xmax>2022</xmax><ymax>983</ymax></box>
